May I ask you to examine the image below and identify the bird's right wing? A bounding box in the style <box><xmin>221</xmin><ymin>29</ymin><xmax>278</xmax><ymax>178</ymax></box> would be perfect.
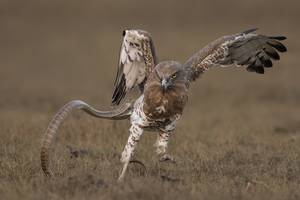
<box><xmin>112</xmin><ymin>29</ymin><xmax>158</xmax><ymax>105</ymax></box>
<box><xmin>184</xmin><ymin>29</ymin><xmax>287</xmax><ymax>81</ymax></box>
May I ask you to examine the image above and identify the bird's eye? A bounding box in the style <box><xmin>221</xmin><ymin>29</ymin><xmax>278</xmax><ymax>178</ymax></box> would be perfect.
<box><xmin>171</xmin><ymin>74</ymin><xmax>177</xmax><ymax>79</ymax></box>
<box><xmin>122</xmin><ymin>30</ymin><xmax>126</xmax><ymax>36</ymax></box>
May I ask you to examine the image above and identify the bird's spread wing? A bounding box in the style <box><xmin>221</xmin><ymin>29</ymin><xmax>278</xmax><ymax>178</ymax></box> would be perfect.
<box><xmin>112</xmin><ymin>29</ymin><xmax>157</xmax><ymax>105</ymax></box>
<box><xmin>184</xmin><ymin>28</ymin><xmax>287</xmax><ymax>81</ymax></box>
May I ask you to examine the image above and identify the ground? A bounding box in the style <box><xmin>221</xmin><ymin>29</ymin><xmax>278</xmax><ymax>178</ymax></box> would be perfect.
<box><xmin>0</xmin><ymin>0</ymin><xmax>299</xmax><ymax>199</ymax></box>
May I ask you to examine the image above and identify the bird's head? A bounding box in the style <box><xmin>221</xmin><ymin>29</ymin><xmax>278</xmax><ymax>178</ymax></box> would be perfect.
<box><xmin>153</xmin><ymin>61</ymin><xmax>187</xmax><ymax>92</ymax></box>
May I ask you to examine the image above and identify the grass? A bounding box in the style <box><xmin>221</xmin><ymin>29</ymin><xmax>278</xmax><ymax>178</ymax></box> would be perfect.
<box><xmin>1</xmin><ymin>102</ymin><xmax>300</xmax><ymax>200</ymax></box>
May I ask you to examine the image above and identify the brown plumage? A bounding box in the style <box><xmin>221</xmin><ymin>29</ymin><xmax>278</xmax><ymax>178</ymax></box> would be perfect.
<box><xmin>40</xmin><ymin>28</ymin><xmax>287</xmax><ymax>181</ymax></box>
<box><xmin>143</xmin><ymin>61</ymin><xmax>188</xmax><ymax>119</ymax></box>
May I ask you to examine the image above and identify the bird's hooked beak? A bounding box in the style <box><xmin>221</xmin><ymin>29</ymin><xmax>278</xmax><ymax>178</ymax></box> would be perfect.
<box><xmin>161</xmin><ymin>78</ymin><xmax>171</xmax><ymax>92</ymax></box>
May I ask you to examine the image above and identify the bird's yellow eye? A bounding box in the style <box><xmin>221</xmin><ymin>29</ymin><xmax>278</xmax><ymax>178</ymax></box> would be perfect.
<box><xmin>171</xmin><ymin>74</ymin><xmax>177</xmax><ymax>79</ymax></box>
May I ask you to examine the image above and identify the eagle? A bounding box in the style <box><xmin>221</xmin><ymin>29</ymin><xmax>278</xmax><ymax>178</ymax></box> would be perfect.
<box><xmin>40</xmin><ymin>28</ymin><xmax>287</xmax><ymax>181</ymax></box>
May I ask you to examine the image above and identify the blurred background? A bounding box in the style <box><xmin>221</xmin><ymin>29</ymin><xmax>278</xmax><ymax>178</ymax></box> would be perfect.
<box><xmin>0</xmin><ymin>0</ymin><xmax>298</xmax><ymax>113</ymax></box>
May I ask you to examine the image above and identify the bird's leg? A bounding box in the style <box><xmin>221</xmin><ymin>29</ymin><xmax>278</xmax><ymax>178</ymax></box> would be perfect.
<box><xmin>155</xmin><ymin>131</ymin><xmax>175</xmax><ymax>163</ymax></box>
<box><xmin>118</xmin><ymin>124</ymin><xmax>143</xmax><ymax>182</ymax></box>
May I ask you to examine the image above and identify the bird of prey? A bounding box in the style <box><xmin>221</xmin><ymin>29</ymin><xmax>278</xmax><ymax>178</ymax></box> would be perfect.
<box><xmin>41</xmin><ymin>28</ymin><xmax>287</xmax><ymax>181</ymax></box>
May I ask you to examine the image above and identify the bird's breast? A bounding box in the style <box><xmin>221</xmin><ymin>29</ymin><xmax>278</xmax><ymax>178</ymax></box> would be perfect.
<box><xmin>143</xmin><ymin>84</ymin><xmax>188</xmax><ymax>120</ymax></box>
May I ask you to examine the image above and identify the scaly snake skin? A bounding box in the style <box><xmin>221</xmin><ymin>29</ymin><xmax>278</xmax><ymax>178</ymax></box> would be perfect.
<box><xmin>41</xmin><ymin>100</ymin><xmax>132</xmax><ymax>177</ymax></box>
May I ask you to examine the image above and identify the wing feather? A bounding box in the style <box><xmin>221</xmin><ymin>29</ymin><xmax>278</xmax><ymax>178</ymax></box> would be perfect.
<box><xmin>112</xmin><ymin>30</ymin><xmax>157</xmax><ymax>105</ymax></box>
<box><xmin>184</xmin><ymin>29</ymin><xmax>287</xmax><ymax>81</ymax></box>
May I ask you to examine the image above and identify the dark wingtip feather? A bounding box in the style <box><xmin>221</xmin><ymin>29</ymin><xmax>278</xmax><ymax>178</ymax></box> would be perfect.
<box><xmin>267</xmin><ymin>41</ymin><xmax>287</xmax><ymax>52</ymax></box>
<box><xmin>246</xmin><ymin>60</ymin><xmax>265</xmax><ymax>74</ymax></box>
<box><xmin>265</xmin><ymin>50</ymin><xmax>280</xmax><ymax>60</ymax></box>
<box><xmin>263</xmin><ymin>59</ymin><xmax>273</xmax><ymax>68</ymax></box>
<box><xmin>259</xmin><ymin>55</ymin><xmax>273</xmax><ymax>68</ymax></box>
<box><xmin>255</xmin><ymin>66</ymin><xmax>265</xmax><ymax>74</ymax></box>
<box><xmin>242</xmin><ymin>28</ymin><xmax>258</xmax><ymax>34</ymax></box>
<box><xmin>246</xmin><ymin>65</ymin><xmax>264</xmax><ymax>74</ymax></box>
<box><xmin>246</xmin><ymin>63</ymin><xmax>257</xmax><ymax>72</ymax></box>
<box><xmin>269</xmin><ymin>36</ymin><xmax>287</xmax><ymax>41</ymax></box>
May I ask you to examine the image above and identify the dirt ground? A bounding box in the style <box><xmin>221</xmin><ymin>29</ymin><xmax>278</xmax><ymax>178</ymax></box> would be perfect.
<box><xmin>0</xmin><ymin>0</ymin><xmax>299</xmax><ymax>199</ymax></box>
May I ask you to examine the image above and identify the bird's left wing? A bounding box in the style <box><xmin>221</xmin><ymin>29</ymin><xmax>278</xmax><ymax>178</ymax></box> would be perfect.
<box><xmin>184</xmin><ymin>28</ymin><xmax>287</xmax><ymax>82</ymax></box>
<box><xmin>112</xmin><ymin>29</ymin><xmax>157</xmax><ymax>105</ymax></box>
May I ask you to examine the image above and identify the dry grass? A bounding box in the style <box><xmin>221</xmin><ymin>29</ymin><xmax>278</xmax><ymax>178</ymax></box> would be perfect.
<box><xmin>0</xmin><ymin>0</ymin><xmax>300</xmax><ymax>199</ymax></box>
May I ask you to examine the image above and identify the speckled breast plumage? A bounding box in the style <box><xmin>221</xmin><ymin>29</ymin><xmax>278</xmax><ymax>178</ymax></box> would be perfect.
<box><xmin>130</xmin><ymin>95</ymin><xmax>181</xmax><ymax>132</ymax></box>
